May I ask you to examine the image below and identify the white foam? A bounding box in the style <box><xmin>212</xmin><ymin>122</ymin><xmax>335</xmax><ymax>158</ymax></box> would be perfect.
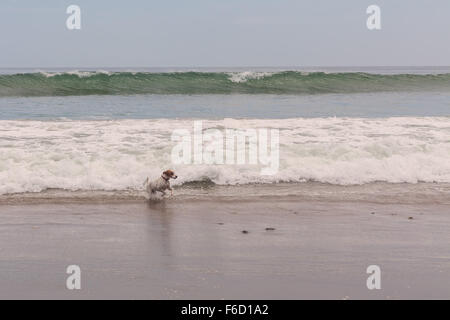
<box><xmin>227</xmin><ymin>71</ymin><xmax>274</xmax><ymax>83</ymax></box>
<box><xmin>1</xmin><ymin>117</ymin><xmax>450</xmax><ymax>195</ymax></box>
<box><xmin>38</xmin><ymin>70</ymin><xmax>112</xmax><ymax>78</ymax></box>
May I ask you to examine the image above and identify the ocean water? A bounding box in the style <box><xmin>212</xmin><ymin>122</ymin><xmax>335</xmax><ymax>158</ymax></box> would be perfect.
<box><xmin>1</xmin><ymin>67</ymin><xmax>450</xmax><ymax>200</ymax></box>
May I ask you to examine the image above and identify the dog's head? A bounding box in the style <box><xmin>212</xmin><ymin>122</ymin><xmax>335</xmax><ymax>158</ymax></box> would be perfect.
<box><xmin>162</xmin><ymin>170</ymin><xmax>178</xmax><ymax>180</ymax></box>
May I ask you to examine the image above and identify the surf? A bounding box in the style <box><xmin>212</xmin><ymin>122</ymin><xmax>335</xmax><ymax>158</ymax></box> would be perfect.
<box><xmin>0</xmin><ymin>117</ymin><xmax>449</xmax><ymax>195</ymax></box>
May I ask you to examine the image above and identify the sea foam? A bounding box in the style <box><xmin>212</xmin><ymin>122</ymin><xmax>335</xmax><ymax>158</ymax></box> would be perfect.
<box><xmin>1</xmin><ymin>117</ymin><xmax>450</xmax><ymax>195</ymax></box>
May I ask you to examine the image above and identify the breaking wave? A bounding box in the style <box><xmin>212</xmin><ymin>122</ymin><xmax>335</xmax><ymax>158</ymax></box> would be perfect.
<box><xmin>1</xmin><ymin>71</ymin><xmax>450</xmax><ymax>97</ymax></box>
<box><xmin>1</xmin><ymin>117</ymin><xmax>450</xmax><ymax>195</ymax></box>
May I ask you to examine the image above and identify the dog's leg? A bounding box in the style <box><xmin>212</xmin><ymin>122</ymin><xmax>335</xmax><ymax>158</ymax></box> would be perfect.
<box><xmin>160</xmin><ymin>190</ymin><xmax>168</xmax><ymax>198</ymax></box>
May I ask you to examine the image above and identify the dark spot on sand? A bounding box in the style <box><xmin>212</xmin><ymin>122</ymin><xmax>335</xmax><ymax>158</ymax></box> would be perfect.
<box><xmin>265</xmin><ymin>227</ymin><xmax>276</xmax><ymax>231</ymax></box>
<box><xmin>408</xmin><ymin>217</ymin><xmax>414</xmax><ymax>220</ymax></box>
<box><xmin>241</xmin><ymin>230</ymin><xmax>249</xmax><ymax>234</ymax></box>
<box><xmin>217</xmin><ymin>223</ymin><xmax>224</xmax><ymax>225</ymax></box>
<box><xmin>371</xmin><ymin>212</ymin><xmax>375</xmax><ymax>215</ymax></box>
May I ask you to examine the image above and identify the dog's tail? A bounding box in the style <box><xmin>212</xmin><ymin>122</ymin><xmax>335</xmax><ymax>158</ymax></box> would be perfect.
<box><xmin>143</xmin><ymin>177</ymin><xmax>149</xmax><ymax>187</ymax></box>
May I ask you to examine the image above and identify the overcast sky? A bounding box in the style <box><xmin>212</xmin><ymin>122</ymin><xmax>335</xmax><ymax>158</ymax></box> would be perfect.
<box><xmin>1</xmin><ymin>0</ymin><xmax>450</xmax><ymax>68</ymax></box>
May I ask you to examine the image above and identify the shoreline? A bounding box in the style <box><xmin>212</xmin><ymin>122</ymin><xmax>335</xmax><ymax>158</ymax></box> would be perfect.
<box><xmin>1</xmin><ymin>182</ymin><xmax>449</xmax><ymax>205</ymax></box>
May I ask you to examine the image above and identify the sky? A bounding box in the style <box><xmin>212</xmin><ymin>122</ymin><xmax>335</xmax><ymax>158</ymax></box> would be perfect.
<box><xmin>1</xmin><ymin>0</ymin><xmax>450</xmax><ymax>68</ymax></box>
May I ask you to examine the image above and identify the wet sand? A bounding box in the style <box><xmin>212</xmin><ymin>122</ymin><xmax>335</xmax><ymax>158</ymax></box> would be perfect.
<box><xmin>1</xmin><ymin>198</ymin><xmax>450</xmax><ymax>299</ymax></box>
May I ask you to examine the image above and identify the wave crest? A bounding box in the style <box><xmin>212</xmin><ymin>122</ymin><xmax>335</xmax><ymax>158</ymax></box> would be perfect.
<box><xmin>1</xmin><ymin>71</ymin><xmax>450</xmax><ymax>97</ymax></box>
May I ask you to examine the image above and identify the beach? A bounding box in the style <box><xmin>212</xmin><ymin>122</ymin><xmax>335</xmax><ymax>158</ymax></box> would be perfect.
<box><xmin>2</xmin><ymin>0</ymin><xmax>450</xmax><ymax>302</ymax></box>
<box><xmin>1</xmin><ymin>67</ymin><xmax>450</xmax><ymax>300</ymax></box>
<box><xmin>1</xmin><ymin>185</ymin><xmax>449</xmax><ymax>299</ymax></box>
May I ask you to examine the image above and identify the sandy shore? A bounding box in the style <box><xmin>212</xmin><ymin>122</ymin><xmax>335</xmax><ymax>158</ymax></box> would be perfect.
<box><xmin>1</xmin><ymin>197</ymin><xmax>450</xmax><ymax>299</ymax></box>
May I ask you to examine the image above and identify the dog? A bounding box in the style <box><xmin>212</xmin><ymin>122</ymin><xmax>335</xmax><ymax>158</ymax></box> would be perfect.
<box><xmin>143</xmin><ymin>170</ymin><xmax>178</xmax><ymax>198</ymax></box>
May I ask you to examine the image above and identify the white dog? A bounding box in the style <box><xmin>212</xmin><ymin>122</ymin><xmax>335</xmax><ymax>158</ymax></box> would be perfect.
<box><xmin>144</xmin><ymin>170</ymin><xmax>178</xmax><ymax>197</ymax></box>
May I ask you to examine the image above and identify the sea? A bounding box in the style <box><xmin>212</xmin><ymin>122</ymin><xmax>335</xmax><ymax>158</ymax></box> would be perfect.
<box><xmin>1</xmin><ymin>67</ymin><xmax>449</xmax><ymax>202</ymax></box>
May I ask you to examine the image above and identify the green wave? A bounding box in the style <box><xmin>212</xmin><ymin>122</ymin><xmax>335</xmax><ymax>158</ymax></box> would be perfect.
<box><xmin>1</xmin><ymin>71</ymin><xmax>450</xmax><ymax>97</ymax></box>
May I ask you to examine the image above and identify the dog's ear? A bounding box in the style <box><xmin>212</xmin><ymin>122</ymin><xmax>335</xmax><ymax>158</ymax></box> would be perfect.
<box><xmin>163</xmin><ymin>170</ymin><xmax>172</xmax><ymax>176</ymax></box>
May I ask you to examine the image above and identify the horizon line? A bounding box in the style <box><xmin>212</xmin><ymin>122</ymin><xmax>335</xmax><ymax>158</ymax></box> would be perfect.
<box><xmin>2</xmin><ymin>65</ymin><xmax>450</xmax><ymax>70</ymax></box>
